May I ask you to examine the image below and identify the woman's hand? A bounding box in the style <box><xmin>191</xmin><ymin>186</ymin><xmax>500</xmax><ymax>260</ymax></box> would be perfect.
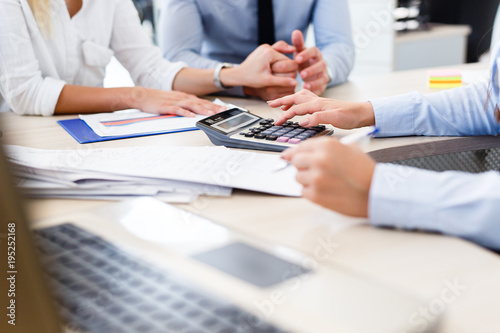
<box><xmin>131</xmin><ymin>87</ymin><xmax>224</xmax><ymax>117</ymax></box>
<box><xmin>282</xmin><ymin>137</ymin><xmax>376</xmax><ymax>217</ymax></box>
<box><xmin>268</xmin><ymin>89</ymin><xmax>375</xmax><ymax>129</ymax></box>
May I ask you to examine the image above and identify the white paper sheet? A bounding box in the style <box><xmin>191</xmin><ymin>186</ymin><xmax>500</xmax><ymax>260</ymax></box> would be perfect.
<box><xmin>79</xmin><ymin>110</ymin><xmax>204</xmax><ymax>137</ymax></box>
<box><xmin>5</xmin><ymin>145</ymin><xmax>302</xmax><ymax>196</ymax></box>
<box><xmin>78</xmin><ymin>99</ymin><xmax>246</xmax><ymax>138</ymax></box>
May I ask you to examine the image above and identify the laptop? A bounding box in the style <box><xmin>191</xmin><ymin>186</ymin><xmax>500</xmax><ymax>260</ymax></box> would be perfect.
<box><xmin>0</xmin><ymin>145</ymin><xmax>440</xmax><ymax>333</ymax></box>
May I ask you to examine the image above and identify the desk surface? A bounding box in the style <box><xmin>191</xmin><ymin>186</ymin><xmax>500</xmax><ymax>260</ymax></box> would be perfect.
<box><xmin>2</xmin><ymin>63</ymin><xmax>500</xmax><ymax>333</ymax></box>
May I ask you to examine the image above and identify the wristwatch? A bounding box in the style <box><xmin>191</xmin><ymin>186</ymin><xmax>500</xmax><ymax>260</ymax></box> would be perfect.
<box><xmin>213</xmin><ymin>62</ymin><xmax>234</xmax><ymax>90</ymax></box>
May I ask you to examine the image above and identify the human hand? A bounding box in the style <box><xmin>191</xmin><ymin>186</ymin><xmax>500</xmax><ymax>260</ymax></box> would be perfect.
<box><xmin>292</xmin><ymin>30</ymin><xmax>330</xmax><ymax>95</ymax></box>
<box><xmin>242</xmin><ymin>41</ymin><xmax>299</xmax><ymax>100</ymax></box>
<box><xmin>268</xmin><ymin>89</ymin><xmax>375</xmax><ymax>129</ymax></box>
<box><xmin>223</xmin><ymin>44</ymin><xmax>297</xmax><ymax>97</ymax></box>
<box><xmin>132</xmin><ymin>87</ymin><xmax>224</xmax><ymax>117</ymax></box>
<box><xmin>282</xmin><ymin>136</ymin><xmax>376</xmax><ymax>217</ymax></box>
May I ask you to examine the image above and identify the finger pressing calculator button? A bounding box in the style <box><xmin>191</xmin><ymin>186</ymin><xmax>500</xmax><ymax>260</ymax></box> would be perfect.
<box><xmin>277</xmin><ymin>137</ymin><xmax>289</xmax><ymax>142</ymax></box>
<box><xmin>244</xmin><ymin>133</ymin><xmax>255</xmax><ymax>137</ymax></box>
<box><xmin>254</xmin><ymin>134</ymin><xmax>267</xmax><ymax>139</ymax></box>
<box><xmin>289</xmin><ymin>138</ymin><xmax>302</xmax><ymax>144</ymax></box>
<box><xmin>284</xmin><ymin>121</ymin><xmax>293</xmax><ymax>126</ymax></box>
<box><xmin>266</xmin><ymin>135</ymin><xmax>278</xmax><ymax>141</ymax></box>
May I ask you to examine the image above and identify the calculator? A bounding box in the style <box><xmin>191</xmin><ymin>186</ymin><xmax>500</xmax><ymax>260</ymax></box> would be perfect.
<box><xmin>196</xmin><ymin>108</ymin><xmax>334</xmax><ymax>152</ymax></box>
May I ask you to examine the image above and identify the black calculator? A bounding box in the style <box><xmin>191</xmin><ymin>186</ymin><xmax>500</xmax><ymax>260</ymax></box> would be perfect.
<box><xmin>196</xmin><ymin>108</ymin><xmax>334</xmax><ymax>152</ymax></box>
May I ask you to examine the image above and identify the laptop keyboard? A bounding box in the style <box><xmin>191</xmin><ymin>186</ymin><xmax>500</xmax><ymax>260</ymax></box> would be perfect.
<box><xmin>32</xmin><ymin>223</ymin><xmax>286</xmax><ymax>333</ymax></box>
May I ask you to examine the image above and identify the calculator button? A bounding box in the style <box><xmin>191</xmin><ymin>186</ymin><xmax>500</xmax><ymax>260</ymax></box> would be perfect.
<box><xmin>251</xmin><ymin>129</ymin><xmax>262</xmax><ymax>133</ymax></box>
<box><xmin>263</xmin><ymin>124</ymin><xmax>273</xmax><ymax>129</ymax></box>
<box><xmin>239</xmin><ymin>132</ymin><xmax>246</xmax><ymax>135</ymax></box>
<box><xmin>254</xmin><ymin>134</ymin><xmax>267</xmax><ymax>139</ymax></box>
<box><xmin>283</xmin><ymin>133</ymin><xmax>295</xmax><ymax>138</ymax></box>
<box><xmin>304</xmin><ymin>130</ymin><xmax>317</xmax><ymax>135</ymax></box>
<box><xmin>259</xmin><ymin>120</ymin><xmax>270</xmax><ymax>125</ymax></box>
<box><xmin>266</xmin><ymin>118</ymin><xmax>274</xmax><ymax>122</ymax></box>
<box><xmin>289</xmin><ymin>124</ymin><xmax>300</xmax><ymax>129</ymax></box>
<box><xmin>266</xmin><ymin>135</ymin><xmax>278</xmax><ymax>141</ymax></box>
<box><xmin>258</xmin><ymin>126</ymin><xmax>268</xmax><ymax>131</ymax></box>
<box><xmin>296</xmin><ymin>135</ymin><xmax>308</xmax><ymax>140</ymax></box>
<box><xmin>261</xmin><ymin>130</ymin><xmax>274</xmax><ymax>135</ymax></box>
<box><xmin>277</xmin><ymin>137</ymin><xmax>289</xmax><ymax>143</ymax></box>
<box><xmin>289</xmin><ymin>138</ymin><xmax>302</xmax><ymax>144</ymax></box>
<box><xmin>284</xmin><ymin>121</ymin><xmax>293</xmax><ymax>126</ymax></box>
<box><xmin>244</xmin><ymin>133</ymin><xmax>255</xmax><ymax>137</ymax></box>
<box><xmin>270</xmin><ymin>126</ymin><xmax>282</xmax><ymax>131</ymax></box>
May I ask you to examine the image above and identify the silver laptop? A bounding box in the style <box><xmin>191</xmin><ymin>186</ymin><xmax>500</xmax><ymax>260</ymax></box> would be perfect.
<box><xmin>0</xmin><ymin>145</ymin><xmax>440</xmax><ymax>333</ymax></box>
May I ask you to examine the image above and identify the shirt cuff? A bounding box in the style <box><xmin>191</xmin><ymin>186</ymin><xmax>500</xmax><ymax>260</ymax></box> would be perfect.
<box><xmin>41</xmin><ymin>77</ymin><xmax>66</xmax><ymax>116</ymax></box>
<box><xmin>159</xmin><ymin>61</ymin><xmax>187</xmax><ymax>91</ymax></box>
<box><xmin>370</xmin><ymin>92</ymin><xmax>419</xmax><ymax>137</ymax></box>
<box><xmin>368</xmin><ymin>163</ymin><xmax>441</xmax><ymax>231</ymax></box>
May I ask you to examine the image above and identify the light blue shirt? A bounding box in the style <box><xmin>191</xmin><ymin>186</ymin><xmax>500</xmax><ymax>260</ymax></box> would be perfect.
<box><xmin>368</xmin><ymin>48</ymin><xmax>500</xmax><ymax>250</ymax></box>
<box><xmin>158</xmin><ymin>0</ymin><xmax>354</xmax><ymax>92</ymax></box>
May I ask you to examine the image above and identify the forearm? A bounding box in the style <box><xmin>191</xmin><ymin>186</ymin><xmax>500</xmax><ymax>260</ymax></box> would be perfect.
<box><xmin>371</xmin><ymin>81</ymin><xmax>500</xmax><ymax>137</ymax></box>
<box><xmin>172</xmin><ymin>66</ymin><xmax>248</xmax><ymax>96</ymax></box>
<box><xmin>369</xmin><ymin>163</ymin><xmax>500</xmax><ymax>250</ymax></box>
<box><xmin>54</xmin><ymin>85</ymin><xmax>138</xmax><ymax>114</ymax></box>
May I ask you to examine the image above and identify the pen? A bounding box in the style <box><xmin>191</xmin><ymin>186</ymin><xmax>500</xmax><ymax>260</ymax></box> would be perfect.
<box><xmin>339</xmin><ymin>126</ymin><xmax>379</xmax><ymax>145</ymax></box>
<box><xmin>273</xmin><ymin>126</ymin><xmax>379</xmax><ymax>172</ymax></box>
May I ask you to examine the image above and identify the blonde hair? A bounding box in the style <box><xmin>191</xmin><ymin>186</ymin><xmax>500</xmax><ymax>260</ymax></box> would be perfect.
<box><xmin>27</xmin><ymin>0</ymin><xmax>52</xmax><ymax>35</ymax></box>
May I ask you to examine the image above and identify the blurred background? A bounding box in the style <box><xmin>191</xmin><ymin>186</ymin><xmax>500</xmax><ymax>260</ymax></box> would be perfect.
<box><xmin>117</xmin><ymin>0</ymin><xmax>500</xmax><ymax>84</ymax></box>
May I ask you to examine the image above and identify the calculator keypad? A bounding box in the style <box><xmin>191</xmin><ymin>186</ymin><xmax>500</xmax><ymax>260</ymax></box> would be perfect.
<box><xmin>239</xmin><ymin>120</ymin><xmax>327</xmax><ymax>144</ymax></box>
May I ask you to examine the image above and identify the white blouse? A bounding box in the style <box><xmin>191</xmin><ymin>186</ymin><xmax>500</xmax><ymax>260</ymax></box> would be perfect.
<box><xmin>0</xmin><ymin>0</ymin><xmax>186</xmax><ymax>116</ymax></box>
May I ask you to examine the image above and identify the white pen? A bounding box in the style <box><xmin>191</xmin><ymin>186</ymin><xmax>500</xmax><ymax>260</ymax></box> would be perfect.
<box><xmin>339</xmin><ymin>126</ymin><xmax>379</xmax><ymax>145</ymax></box>
<box><xmin>273</xmin><ymin>126</ymin><xmax>379</xmax><ymax>172</ymax></box>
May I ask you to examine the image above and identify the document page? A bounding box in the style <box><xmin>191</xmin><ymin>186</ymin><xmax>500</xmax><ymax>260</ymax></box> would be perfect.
<box><xmin>5</xmin><ymin>145</ymin><xmax>302</xmax><ymax>196</ymax></box>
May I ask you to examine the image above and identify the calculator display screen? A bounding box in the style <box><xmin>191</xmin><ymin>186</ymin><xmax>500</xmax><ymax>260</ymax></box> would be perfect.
<box><xmin>212</xmin><ymin>113</ymin><xmax>258</xmax><ymax>133</ymax></box>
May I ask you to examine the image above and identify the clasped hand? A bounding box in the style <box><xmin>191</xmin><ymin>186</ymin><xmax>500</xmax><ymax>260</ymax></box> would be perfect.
<box><xmin>245</xmin><ymin>30</ymin><xmax>330</xmax><ymax>100</ymax></box>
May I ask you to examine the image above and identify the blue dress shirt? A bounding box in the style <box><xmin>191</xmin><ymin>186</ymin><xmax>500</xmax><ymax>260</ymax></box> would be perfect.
<box><xmin>158</xmin><ymin>0</ymin><xmax>354</xmax><ymax>90</ymax></box>
<box><xmin>368</xmin><ymin>47</ymin><xmax>500</xmax><ymax>250</ymax></box>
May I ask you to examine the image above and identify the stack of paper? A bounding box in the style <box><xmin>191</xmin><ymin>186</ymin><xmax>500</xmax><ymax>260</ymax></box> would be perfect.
<box><xmin>4</xmin><ymin>145</ymin><xmax>301</xmax><ymax>202</ymax></box>
<box><xmin>428</xmin><ymin>70</ymin><xmax>462</xmax><ymax>89</ymax></box>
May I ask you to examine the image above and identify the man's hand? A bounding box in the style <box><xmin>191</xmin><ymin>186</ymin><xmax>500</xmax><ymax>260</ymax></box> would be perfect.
<box><xmin>292</xmin><ymin>30</ymin><xmax>330</xmax><ymax>95</ymax></box>
<box><xmin>243</xmin><ymin>41</ymin><xmax>298</xmax><ymax>100</ymax></box>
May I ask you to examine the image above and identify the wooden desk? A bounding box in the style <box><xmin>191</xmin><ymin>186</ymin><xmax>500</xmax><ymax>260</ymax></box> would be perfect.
<box><xmin>2</xmin><ymin>63</ymin><xmax>500</xmax><ymax>333</ymax></box>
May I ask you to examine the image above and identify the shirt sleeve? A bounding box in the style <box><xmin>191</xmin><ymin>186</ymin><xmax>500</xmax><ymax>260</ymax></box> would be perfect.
<box><xmin>369</xmin><ymin>163</ymin><xmax>500</xmax><ymax>250</ymax></box>
<box><xmin>370</xmin><ymin>80</ymin><xmax>500</xmax><ymax>137</ymax></box>
<box><xmin>111</xmin><ymin>0</ymin><xmax>186</xmax><ymax>91</ymax></box>
<box><xmin>0</xmin><ymin>0</ymin><xmax>66</xmax><ymax>116</ymax></box>
<box><xmin>158</xmin><ymin>0</ymin><xmax>248</xmax><ymax>97</ymax></box>
<box><xmin>158</xmin><ymin>0</ymin><xmax>221</xmax><ymax>70</ymax></box>
<box><xmin>312</xmin><ymin>0</ymin><xmax>355</xmax><ymax>87</ymax></box>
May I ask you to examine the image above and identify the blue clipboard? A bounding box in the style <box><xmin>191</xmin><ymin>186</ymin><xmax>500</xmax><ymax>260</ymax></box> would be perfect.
<box><xmin>57</xmin><ymin>118</ymin><xmax>198</xmax><ymax>144</ymax></box>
